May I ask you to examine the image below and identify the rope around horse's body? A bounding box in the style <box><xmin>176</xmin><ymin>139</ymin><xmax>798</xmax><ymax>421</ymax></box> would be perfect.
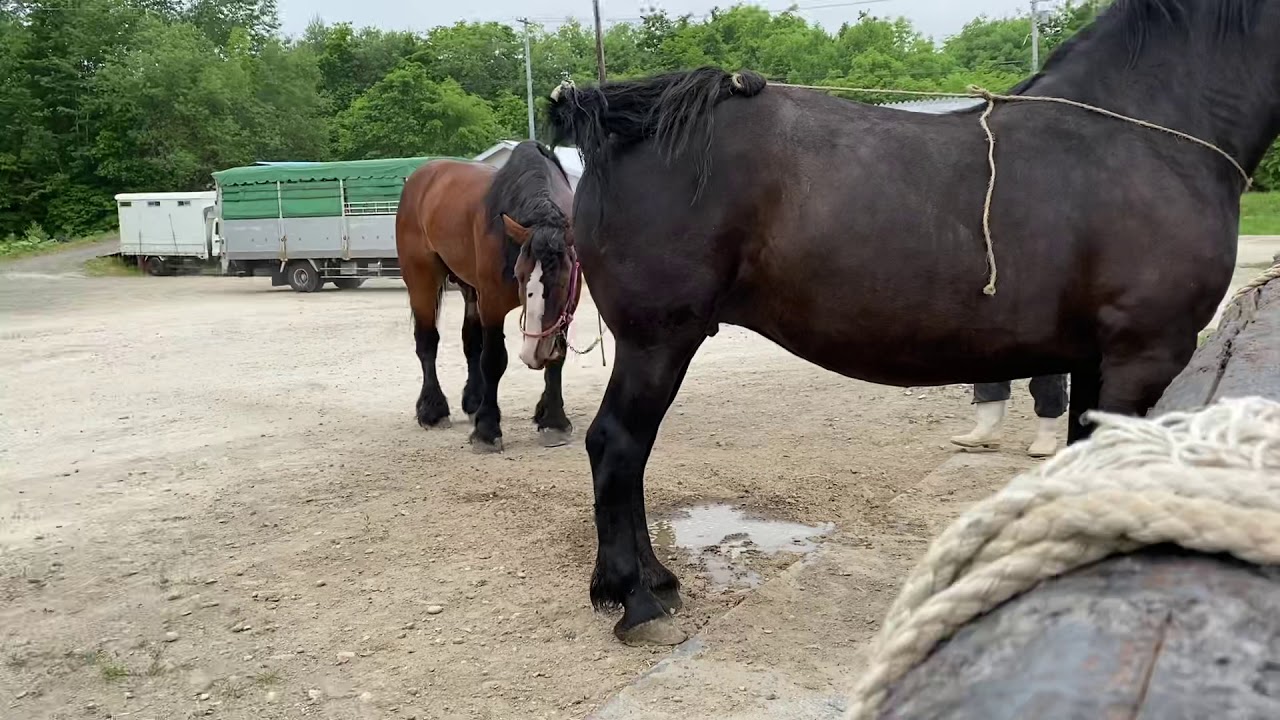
<box><xmin>758</xmin><ymin>80</ymin><xmax>1254</xmax><ymax>296</ymax></box>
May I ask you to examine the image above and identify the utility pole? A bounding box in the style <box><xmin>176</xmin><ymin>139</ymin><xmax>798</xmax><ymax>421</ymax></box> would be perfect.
<box><xmin>1030</xmin><ymin>0</ymin><xmax>1041</xmax><ymax>73</ymax></box>
<box><xmin>516</xmin><ymin>18</ymin><xmax>536</xmax><ymax>140</ymax></box>
<box><xmin>592</xmin><ymin>0</ymin><xmax>607</xmax><ymax>83</ymax></box>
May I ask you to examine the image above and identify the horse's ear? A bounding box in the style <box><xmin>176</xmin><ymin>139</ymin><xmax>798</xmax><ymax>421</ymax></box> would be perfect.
<box><xmin>502</xmin><ymin>215</ymin><xmax>531</xmax><ymax>245</ymax></box>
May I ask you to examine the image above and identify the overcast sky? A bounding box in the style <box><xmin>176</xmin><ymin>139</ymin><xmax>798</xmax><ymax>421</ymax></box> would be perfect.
<box><xmin>277</xmin><ymin>0</ymin><xmax>1035</xmax><ymax>43</ymax></box>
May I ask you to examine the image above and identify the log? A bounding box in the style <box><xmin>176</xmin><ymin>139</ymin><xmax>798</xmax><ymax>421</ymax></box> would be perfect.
<box><xmin>877</xmin><ymin>549</ymin><xmax>1280</xmax><ymax>720</ymax></box>
<box><xmin>872</xmin><ymin>271</ymin><xmax>1280</xmax><ymax>720</ymax></box>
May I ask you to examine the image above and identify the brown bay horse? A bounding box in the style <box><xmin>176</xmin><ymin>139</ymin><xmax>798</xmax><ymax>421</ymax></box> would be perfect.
<box><xmin>395</xmin><ymin>141</ymin><xmax>582</xmax><ymax>452</ymax></box>
<box><xmin>548</xmin><ymin>0</ymin><xmax>1280</xmax><ymax>644</ymax></box>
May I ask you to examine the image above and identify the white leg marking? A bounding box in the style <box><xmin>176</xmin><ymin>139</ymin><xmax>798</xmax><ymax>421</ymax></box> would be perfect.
<box><xmin>519</xmin><ymin>261</ymin><xmax>546</xmax><ymax>368</ymax></box>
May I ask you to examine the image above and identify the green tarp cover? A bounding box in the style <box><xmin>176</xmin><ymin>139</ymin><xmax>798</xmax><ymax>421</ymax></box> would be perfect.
<box><xmin>213</xmin><ymin>157</ymin><xmax>464</xmax><ymax>220</ymax></box>
<box><xmin>213</xmin><ymin>157</ymin><xmax>439</xmax><ymax>187</ymax></box>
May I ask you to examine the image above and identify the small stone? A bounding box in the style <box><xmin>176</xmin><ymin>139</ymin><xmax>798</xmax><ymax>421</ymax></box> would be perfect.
<box><xmin>397</xmin><ymin>632</ymin><xmax>407</xmax><ymax>639</ymax></box>
<box><xmin>315</xmin><ymin>580</ymin><xmax>326</xmax><ymax>587</ymax></box>
<box><xmin>265</xmin><ymin>691</ymin><xmax>279</xmax><ymax>702</ymax></box>
<box><xmin>308</xmin><ymin>688</ymin><xmax>324</xmax><ymax>702</ymax></box>
<box><xmin>199</xmin><ymin>692</ymin><xmax>211</xmax><ymax>701</ymax></box>
<box><xmin>204</xmin><ymin>579</ymin><xmax>218</xmax><ymax>585</ymax></box>
<box><xmin>425</xmin><ymin>605</ymin><xmax>444</xmax><ymax>615</ymax></box>
<box><xmin>407</xmin><ymin>688</ymin><xmax>420</xmax><ymax>697</ymax></box>
<box><xmin>164</xmin><ymin>632</ymin><xmax>180</xmax><ymax>642</ymax></box>
<box><xmin>166</xmin><ymin>591</ymin><xmax>183</xmax><ymax>601</ymax></box>
<box><xmin>360</xmin><ymin>692</ymin><xmax>374</xmax><ymax>703</ymax></box>
<box><xmin>201</xmin><ymin>601</ymin><xmax>220</xmax><ymax>608</ymax></box>
<box><xmin>16</xmin><ymin>690</ymin><xmax>29</xmax><ymax>699</ymax></box>
<box><xmin>766</xmin><ymin>691</ymin><xmax>779</xmax><ymax>701</ymax></box>
<box><xmin>125</xmin><ymin>691</ymin><xmax>135</xmax><ymax>700</ymax></box>
<box><xmin>337</xmin><ymin>651</ymin><xmax>356</xmax><ymax>663</ymax></box>
<box><xmin>451</xmin><ymin>638</ymin><xmax>464</xmax><ymax>645</ymax></box>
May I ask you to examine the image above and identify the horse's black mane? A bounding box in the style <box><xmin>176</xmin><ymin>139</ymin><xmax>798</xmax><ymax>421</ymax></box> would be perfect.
<box><xmin>484</xmin><ymin>140</ymin><xmax>571</xmax><ymax>282</ymax></box>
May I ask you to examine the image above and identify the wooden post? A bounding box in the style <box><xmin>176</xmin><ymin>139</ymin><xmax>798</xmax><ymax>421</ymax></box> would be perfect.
<box><xmin>873</xmin><ymin>273</ymin><xmax>1280</xmax><ymax>719</ymax></box>
<box><xmin>593</xmin><ymin>0</ymin><xmax>607</xmax><ymax>84</ymax></box>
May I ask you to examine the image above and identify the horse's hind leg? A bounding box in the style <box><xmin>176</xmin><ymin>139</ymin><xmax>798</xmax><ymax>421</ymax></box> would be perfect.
<box><xmin>1081</xmin><ymin>325</ymin><xmax>1197</xmax><ymax>440</ymax></box>
<box><xmin>406</xmin><ymin>258</ymin><xmax>451</xmax><ymax>429</ymax></box>
<box><xmin>587</xmin><ymin>334</ymin><xmax>703</xmax><ymax>646</ymax></box>
<box><xmin>534</xmin><ymin>356</ymin><xmax>573</xmax><ymax>447</ymax></box>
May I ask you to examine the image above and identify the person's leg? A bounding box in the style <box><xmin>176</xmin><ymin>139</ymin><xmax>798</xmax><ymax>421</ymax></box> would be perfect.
<box><xmin>950</xmin><ymin>381</ymin><xmax>1011</xmax><ymax>450</ymax></box>
<box><xmin>1026</xmin><ymin>374</ymin><xmax>1069</xmax><ymax>457</ymax></box>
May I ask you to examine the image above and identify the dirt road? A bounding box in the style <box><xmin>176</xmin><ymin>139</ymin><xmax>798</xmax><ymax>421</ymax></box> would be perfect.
<box><xmin>0</xmin><ymin>270</ymin><xmax>1049</xmax><ymax>720</ymax></box>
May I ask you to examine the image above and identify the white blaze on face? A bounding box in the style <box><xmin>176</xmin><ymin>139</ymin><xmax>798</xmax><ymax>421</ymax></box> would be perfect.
<box><xmin>519</xmin><ymin>261</ymin><xmax>546</xmax><ymax>368</ymax></box>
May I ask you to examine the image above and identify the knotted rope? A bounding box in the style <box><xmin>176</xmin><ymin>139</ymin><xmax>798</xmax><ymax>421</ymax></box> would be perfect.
<box><xmin>841</xmin><ymin>396</ymin><xmax>1280</xmax><ymax>720</ymax></box>
<box><xmin>765</xmin><ymin>81</ymin><xmax>1253</xmax><ymax>296</ymax></box>
<box><xmin>1232</xmin><ymin>261</ymin><xmax>1280</xmax><ymax>303</ymax></box>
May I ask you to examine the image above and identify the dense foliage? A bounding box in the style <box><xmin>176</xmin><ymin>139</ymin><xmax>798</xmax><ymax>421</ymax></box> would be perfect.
<box><xmin>0</xmin><ymin>0</ymin><xmax>1276</xmax><ymax>240</ymax></box>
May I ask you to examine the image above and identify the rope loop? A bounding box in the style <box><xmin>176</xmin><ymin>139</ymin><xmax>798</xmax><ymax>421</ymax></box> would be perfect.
<box><xmin>770</xmin><ymin>81</ymin><xmax>1254</xmax><ymax>296</ymax></box>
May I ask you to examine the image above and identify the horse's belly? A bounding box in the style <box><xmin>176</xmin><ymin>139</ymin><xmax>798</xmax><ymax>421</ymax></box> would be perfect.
<box><xmin>732</xmin><ymin>300</ymin><xmax>1077</xmax><ymax>388</ymax></box>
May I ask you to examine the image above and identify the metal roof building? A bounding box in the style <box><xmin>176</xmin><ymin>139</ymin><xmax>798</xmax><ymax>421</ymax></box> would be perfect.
<box><xmin>879</xmin><ymin>97</ymin><xmax>984</xmax><ymax>114</ymax></box>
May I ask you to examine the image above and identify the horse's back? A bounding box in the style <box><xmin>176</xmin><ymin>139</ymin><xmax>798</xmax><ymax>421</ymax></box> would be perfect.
<box><xmin>397</xmin><ymin>160</ymin><xmax>496</xmax><ymax>278</ymax></box>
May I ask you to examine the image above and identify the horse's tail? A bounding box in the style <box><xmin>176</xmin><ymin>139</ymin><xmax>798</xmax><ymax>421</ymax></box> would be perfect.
<box><xmin>547</xmin><ymin>67</ymin><xmax>767</xmax><ymax>189</ymax></box>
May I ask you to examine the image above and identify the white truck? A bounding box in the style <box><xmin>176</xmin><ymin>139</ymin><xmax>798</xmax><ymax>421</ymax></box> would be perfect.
<box><xmin>115</xmin><ymin>191</ymin><xmax>220</xmax><ymax>275</ymax></box>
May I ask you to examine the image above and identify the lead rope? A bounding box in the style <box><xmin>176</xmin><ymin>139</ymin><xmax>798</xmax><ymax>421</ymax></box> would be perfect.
<box><xmin>756</xmin><ymin>79</ymin><xmax>1254</xmax><ymax>296</ymax></box>
<box><xmin>565</xmin><ymin>270</ymin><xmax>608</xmax><ymax>367</ymax></box>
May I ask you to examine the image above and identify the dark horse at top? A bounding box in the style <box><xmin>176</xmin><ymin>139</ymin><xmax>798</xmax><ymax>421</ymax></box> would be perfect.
<box><xmin>548</xmin><ymin>0</ymin><xmax>1280</xmax><ymax>644</ymax></box>
<box><xmin>396</xmin><ymin>141</ymin><xmax>582</xmax><ymax>452</ymax></box>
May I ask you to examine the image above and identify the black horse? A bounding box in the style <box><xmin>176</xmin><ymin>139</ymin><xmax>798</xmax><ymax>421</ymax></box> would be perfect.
<box><xmin>548</xmin><ymin>0</ymin><xmax>1280</xmax><ymax>644</ymax></box>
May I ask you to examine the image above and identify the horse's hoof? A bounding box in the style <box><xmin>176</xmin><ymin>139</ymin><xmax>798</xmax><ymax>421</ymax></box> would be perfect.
<box><xmin>470</xmin><ymin>435</ymin><xmax>503</xmax><ymax>454</ymax></box>
<box><xmin>654</xmin><ymin>587</ymin><xmax>683</xmax><ymax>613</ymax></box>
<box><xmin>418</xmin><ymin>416</ymin><xmax>452</xmax><ymax>430</ymax></box>
<box><xmin>538</xmin><ymin>428</ymin><xmax>572</xmax><ymax>448</ymax></box>
<box><xmin>616</xmin><ymin>616</ymin><xmax>687</xmax><ymax>647</ymax></box>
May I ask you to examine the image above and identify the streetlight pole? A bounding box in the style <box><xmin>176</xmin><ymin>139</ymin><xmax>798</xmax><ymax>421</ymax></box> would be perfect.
<box><xmin>592</xmin><ymin>0</ymin><xmax>607</xmax><ymax>84</ymax></box>
<box><xmin>1030</xmin><ymin>0</ymin><xmax>1041</xmax><ymax>73</ymax></box>
<box><xmin>517</xmin><ymin>17</ymin><xmax>536</xmax><ymax>140</ymax></box>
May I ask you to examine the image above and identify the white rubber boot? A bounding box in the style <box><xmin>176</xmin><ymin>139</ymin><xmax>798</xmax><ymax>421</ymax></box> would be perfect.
<box><xmin>950</xmin><ymin>401</ymin><xmax>1006</xmax><ymax>451</ymax></box>
<box><xmin>1027</xmin><ymin>417</ymin><xmax>1060</xmax><ymax>458</ymax></box>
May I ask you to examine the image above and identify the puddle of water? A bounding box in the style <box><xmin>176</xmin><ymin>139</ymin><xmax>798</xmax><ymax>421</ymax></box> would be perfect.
<box><xmin>649</xmin><ymin>504</ymin><xmax>834</xmax><ymax>590</ymax></box>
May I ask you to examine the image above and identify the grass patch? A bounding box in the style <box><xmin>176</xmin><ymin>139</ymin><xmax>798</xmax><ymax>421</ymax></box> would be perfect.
<box><xmin>0</xmin><ymin>228</ymin><xmax>113</xmax><ymax>261</ymax></box>
<box><xmin>84</xmin><ymin>255</ymin><xmax>142</xmax><ymax>277</ymax></box>
<box><xmin>253</xmin><ymin>670</ymin><xmax>282</xmax><ymax>686</ymax></box>
<box><xmin>1240</xmin><ymin>191</ymin><xmax>1280</xmax><ymax>236</ymax></box>
<box><xmin>93</xmin><ymin>651</ymin><xmax>129</xmax><ymax>682</ymax></box>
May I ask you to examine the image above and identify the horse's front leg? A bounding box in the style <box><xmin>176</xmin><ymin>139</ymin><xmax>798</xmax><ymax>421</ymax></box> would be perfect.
<box><xmin>534</xmin><ymin>354</ymin><xmax>573</xmax><ymax>447</ymax></box>
<box><xmin>587</xmin><ymin>334</ymin><xmax>701</xmax><ymax>646</ymax></box>
<box><xmin>469</xmin><ymin>320</ymin><xmax>508</xmax><ymax>454</ymax></box>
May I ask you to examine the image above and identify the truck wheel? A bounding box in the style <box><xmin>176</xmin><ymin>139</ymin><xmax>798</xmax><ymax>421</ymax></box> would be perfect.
<box><xmin>143</xmin><ymin>257</ymin><xmax>168</xmax><ymax>276</ymax></box>
<box><xmin>285</xmin><ymin>261</ymin><xmax>322</xmax><ymax>293</ymax></box>
<box><xmin>332</xmin><ymin>278</ymin><xmax>366</xmax><ymax>290</ymax></box>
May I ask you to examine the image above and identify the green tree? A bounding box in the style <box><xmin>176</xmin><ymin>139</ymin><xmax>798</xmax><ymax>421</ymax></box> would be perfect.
<box><xmin>184</xmin><ymin>0</ymin><xmax>279</xmax><ymax>50</ymax></box>
<box><xmin>335</xmin><ymin>64</ymin><xmax>503</xmax><ymax>159</ymax></box>
<box><xmin>416</xmin><ymin>21</ymin><xmax>523</xmax><ymax>100</ymax></box>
